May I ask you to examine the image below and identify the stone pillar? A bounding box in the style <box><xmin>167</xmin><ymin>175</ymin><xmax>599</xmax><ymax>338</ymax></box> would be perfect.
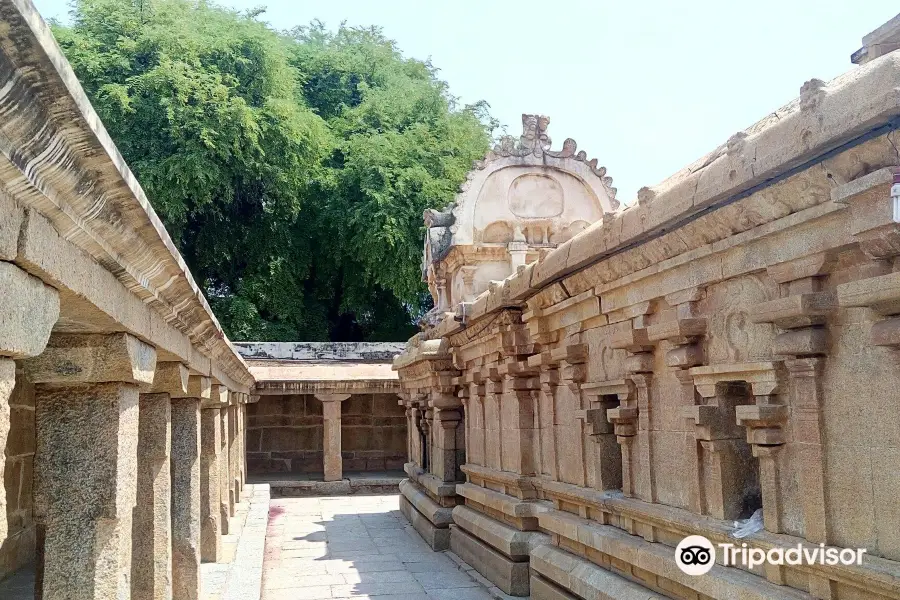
<box><xmin>239</xmin><ymin>401</ymin><xmax>247</xmax><ymax>489</ymax></box>
<box><xmin>499</xmin><ymin>363</ymin><xmax>538</xmax><ymax>477</ymax></box>
<box><xmin>227</xmin><ymin>399</ymin><xmax>239</xmax><ymax>505</ymax></box>
<box><xmin>219</xmin><ymin>392</ymin><xmax>237</xmax><ymax>520</ymax></box>
<box><xmin>24</xmin><ymin>333</ymin><xmax>156</xmax><ymax>600</ymax></box>
<box><xmin>583</xmin><ymin>380</ymin><xmax>632</xmax><ymax>493</ymax></box>
<box><xmin>315</xmin><ymin>393</ymin><xmax>350</xmax><ymax>481</ymax></box>
<box><xmin>537</xmin><ymin>366</ymin><xmax>559</xmax><ymax>479</ymax></box>
<box><xmin>0</xmin><ymin>261</ymin><xmax>58</xmax><ymax>546</ymax></box>
<box><xmin>431</xmin><ymin>403</ymin><xmax>462</xmax><ymax>481</ymax></box>
<box><xmin>219</xmin><ymin>404</ymin><xmax>232</xmax><ymax>530</ymax></box>
<box><xmin>132</xmin><ymin>362</ymin><xmax>187</xmax><ymax>600</ymax></box>
<box><xmin>200</xmin><ymin>384</ymin><xmax>226</xmax><ymax>563</ymax></box>
<box><xmin>170</xmin><ymin>375</ymin><xmax>209</xmax><ymax>600</ymax></box>
<box><xmin>644</xmin><ymin>296</ymin><xmax>707</xmax><ymax>514</ymax></box>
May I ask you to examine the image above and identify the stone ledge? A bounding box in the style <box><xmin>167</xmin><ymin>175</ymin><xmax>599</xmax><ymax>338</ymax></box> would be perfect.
<box><xmin>529</xmin><ymin>573</ymin><xmax>579</xmax><ymax>600</ymax></box>
<box><xmin>452</xmin><ymin>504</ymin><xmax>549</xmax><ymax>560</ymax></box>
<box><xmin>535</xmin><ymin>513</ymin><xmax>813</xmax><ymax>600</ymax></box>
<box><xmin>457</xmin><ymin>482</ymin><xmax>550</xmax><ymax>519</ymax></box>
<box><xmin>450</xmin><ymin>524</ymin><xmax>530</xmax><ymax>597</ymax></box>
<box><xmin>399</xmin><ymin>494</ymin><xmax>450</xmax><ymax>551</ymax></box>
<box><xmin>530</xmin><ymin>544</ymin><xmax>667</xmax><ymax>600</ymax></box>
<box><xmin>461</xmin><ymin>463</ymin><xmax>537</xmax><ymax>495</ymax></box>
<box><xmin>399</xmin><ymin>478</ymin><xmax>454</xmax><ymax>526</ymax></box>
<box><xmin>405</xmin><ymin>462</ymin><xmax>459</xmax><ymax>498</ymax></box>
<box><xmin>220</xmin><ymin>483</ymin><xmax>269</xmax><ymax>600</ymax></box>
<box><xmin>533</xmin><ymin>478</ymin><xmax>900</xmax><ymax>596</ymax></box>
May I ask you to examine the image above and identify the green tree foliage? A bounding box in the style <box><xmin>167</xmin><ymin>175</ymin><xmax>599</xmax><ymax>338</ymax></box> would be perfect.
<box><xmin>52</xmin><ymin>0</ymin><xmax>493</xmax><ymax>341</ymax></box>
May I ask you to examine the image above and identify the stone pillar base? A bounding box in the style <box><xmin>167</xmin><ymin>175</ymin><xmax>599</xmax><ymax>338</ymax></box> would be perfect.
<box><xmin>398</xmin><ymin>478</ymin><xmax>453</xmax><ymax>550</ymax></box>
<box><xmin>399</xmin><ymin>493</ymin><xmax>450</xmax><ymax>551</ymax></box>
<box><xmin>529</xmin><ymin>574</ymin><xmax>579</xmax><ymax>600</ymax></box>
<box><xmin>449</xmin><ymin>503</ymin><xmax>548</xmax><ymax>597</ymax></box>
<box><xmin>450</xmin><ymin>525</ymin><xmax>530</xmax><ymax>596</ymax></box>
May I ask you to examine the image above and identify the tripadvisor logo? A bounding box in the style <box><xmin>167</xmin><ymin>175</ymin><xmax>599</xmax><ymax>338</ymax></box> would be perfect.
<box><xmin>675</xmin><ymin>535</ymin><xmax>867</xmax><ymax>576</ymax></box>
<box><xmin>676</xmin><ymin>535</ymin><xmax>716</xmax><ymax>575</ymax></box>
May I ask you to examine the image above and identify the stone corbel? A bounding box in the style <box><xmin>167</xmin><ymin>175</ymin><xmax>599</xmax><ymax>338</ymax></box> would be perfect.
<box><xmin>689</xmin><ymin>362</ymin><xmax>787</xmax><ymax>447</ymax></box>
<box><xmin>838</xmin><ymin>268</ymin><xmax>900</xmax><ymax>352</ymax></box>
<box><xmin>832</xmin><ymin>167</ymin><xmax>900</xmax><ymax>260</ymax></box>
<box><xmin>23</xmin><ymin>332</ymin><xmax>157</xmax><ymax>387</ymax></box>
<box><xmin>647</xmin><ymin>288</ymin><xmax>707</xmax><ymax>369</ymax></box>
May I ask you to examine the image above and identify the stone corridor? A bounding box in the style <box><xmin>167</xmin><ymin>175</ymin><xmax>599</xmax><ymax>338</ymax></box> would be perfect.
<box><xmin>261</xmin><ymin>494</ymin><xmax>500</xmax><ymax>600</ymax></box>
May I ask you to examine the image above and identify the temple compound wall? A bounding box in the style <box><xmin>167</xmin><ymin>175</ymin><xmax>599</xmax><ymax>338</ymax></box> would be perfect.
<box><xmin>236</xmin><ymin>342</ymin><xmax>408</xmax><ymax>483</ymax></box>
<box><xmin>396</xmin><ymin>17</ymin><xmax>900</xmax><ymax>600</ymax></box>
<box><xmin>0</xmin><ymin>1</ymin><xmax>257</xmax><ymax>598</ymax></box>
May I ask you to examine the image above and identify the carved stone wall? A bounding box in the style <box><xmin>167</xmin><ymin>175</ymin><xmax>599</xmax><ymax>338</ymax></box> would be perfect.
<box><xmin>396</xmin><ymin>33</ymin><xmax>900</xmax><ymax>600</ymax></box>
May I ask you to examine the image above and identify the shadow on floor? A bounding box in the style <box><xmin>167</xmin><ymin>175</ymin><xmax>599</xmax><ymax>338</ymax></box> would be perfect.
<box><xmin>262</xmin><ymin>494</ymin><xmax>493</xmax><ymax>600</ymax></box>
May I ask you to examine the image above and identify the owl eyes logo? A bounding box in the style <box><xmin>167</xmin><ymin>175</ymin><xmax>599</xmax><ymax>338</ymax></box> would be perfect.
<box><xmin>675</xmin><ymin>535</ymin><xmax>716</xmax><ymax>575</ymax></box>
<box><xmin>680</xmin><ymin>546</ymin><xmax>711</xmax><ymax>565</ymax></box>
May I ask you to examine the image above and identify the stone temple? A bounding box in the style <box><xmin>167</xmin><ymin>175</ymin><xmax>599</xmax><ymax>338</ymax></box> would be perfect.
<box><xmin>1</xmin><ymin>1</ymin><xmax>900</xmax><ymax>599</ymax></box>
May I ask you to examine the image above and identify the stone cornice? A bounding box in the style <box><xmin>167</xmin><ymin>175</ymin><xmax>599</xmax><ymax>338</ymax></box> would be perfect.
<box><xmin>254</xmin><ymin>379</ymin><xmax>400</xmax><ymax>395</ymax></box>
<box><xmin>0</xmin><ymin>0</ymin><xmax>252</xmax><ymax>388</ymax></box>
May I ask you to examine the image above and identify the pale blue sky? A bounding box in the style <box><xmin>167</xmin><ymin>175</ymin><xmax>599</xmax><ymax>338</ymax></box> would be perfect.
<box><xmin>32</xmin><ymin>0</ymin><xmax>899</xmax><ymax>204</ymax></box>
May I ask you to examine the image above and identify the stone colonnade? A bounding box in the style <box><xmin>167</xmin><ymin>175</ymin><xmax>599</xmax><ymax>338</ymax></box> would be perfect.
<box><xmin>0</xmin><ymin>2</ymin><xmax>257</xmax><ymax>597</ymax></box>
<box><xmin>0</xmin><ymin>310</ymin><xmax>255</xmax><ymax>599</ymax></box>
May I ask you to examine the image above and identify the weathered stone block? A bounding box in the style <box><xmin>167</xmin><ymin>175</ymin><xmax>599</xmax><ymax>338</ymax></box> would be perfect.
<box><xmin>450</xmin><ymin>525</ymin><xmax>531</xmax><ymax>596</ymax></box>
<box><xmin>399</xmin><ymin>494</ymin><xmax>450</xmax><ymax>551</ymax></box>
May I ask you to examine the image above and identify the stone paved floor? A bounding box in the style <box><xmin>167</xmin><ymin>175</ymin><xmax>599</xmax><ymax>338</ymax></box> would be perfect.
<box><xmin>262</xmin><ymin>494</ymin><xmax>498</xmax><ymax>600</ymax></box>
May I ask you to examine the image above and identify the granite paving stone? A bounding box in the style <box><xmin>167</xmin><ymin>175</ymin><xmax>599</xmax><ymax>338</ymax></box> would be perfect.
<box><xmin>261</xmin><ymin>493</ymin><xmax>503</xmax><ymax>600</ymax></box>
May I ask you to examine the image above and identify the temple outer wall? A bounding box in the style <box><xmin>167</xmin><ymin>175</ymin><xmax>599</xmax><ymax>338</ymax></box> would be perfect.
<box><xmin>395</xmin><ymin>41</ymin><xmax>900</xmax><ymax>600</ymax></box>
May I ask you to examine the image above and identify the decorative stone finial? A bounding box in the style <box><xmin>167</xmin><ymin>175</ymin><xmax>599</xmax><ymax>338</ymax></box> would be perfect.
<box><xmin>800</xmin><ymin>79</ymin><xmax>826</xmax><ymax>113</ymax></box>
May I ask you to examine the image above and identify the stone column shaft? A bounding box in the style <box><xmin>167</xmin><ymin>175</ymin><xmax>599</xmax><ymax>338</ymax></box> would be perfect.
<box><xmin>200</xmin><ymin>406</ymin><xmax>223</xmax><ymax>562</ymax></box>
<box><xmin>239</xmin><ymin>404</ymin><xmax>247</xmax><ymax>489</ymax></box>
<box><xmin>316</xmin><ymin>393</ymin><xmax>350</xmax><ymax>482</ymax></box>
<box><xmin>132</xmin><ymin>392</ymin><xmax>173</xmax><ymax>600</ymax></box>
<box><xmin>35</xmin><ymin>382</ymin><xmax>141</xmax><ymax>600</ymax></box>
<box><xmin>220</xmin><ymin>408</ymin><xmax>234</xmax><ymax>521</ymax></box>
<box><xmin>227</xmin><ymin>403</ymin><xmax>239</xmax><ymax>505</ymax></box>
<box><xmin>0</xmin><ymin>359</ymin><xmax>15</xmax><ymax>545</ymax></box>
<box><xmin>171</xmin><ymin>389</ymin><xmax>203</xmax><ymax>600</ymax></box>
<box><xmin>323</xmin><ymin>400</ymin><xmax>342</xmax><ymax>481</ymax></box>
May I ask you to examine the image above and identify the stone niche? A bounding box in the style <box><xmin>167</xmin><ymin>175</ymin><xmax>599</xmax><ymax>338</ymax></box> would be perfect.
<box><xmin>421</xmin><ymin>114</ymin><xmax>620</xmax><ymax>323</ymax></box>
